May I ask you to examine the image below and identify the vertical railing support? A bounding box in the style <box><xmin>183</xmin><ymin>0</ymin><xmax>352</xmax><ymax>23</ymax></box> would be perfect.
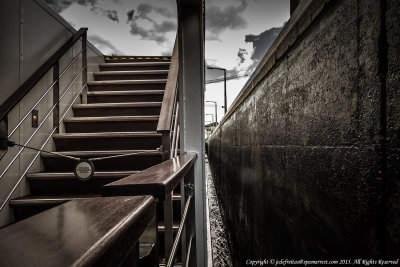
<box><xmin>163</xmin><ymin>192</ymin><xmax>174</xmax><ymax>260</ymax></box>
<box><xmin>162</xmin><ymin>133</ymin><xmax>171</xmax><ymax>161</ymax></box>
<box><xmin>0</xmin><ymin>119</ymin><xmax>8</xmax><ymax>150</ymax></box>
<box><xmin>52</xmin><ymin>61</ymin><xmax>60</xmax><ymax>133</ymax></box>
<box><xmin>81</xmin><ymin>31</ymin><xmax>88</xmax><ymax>104</ymax></box>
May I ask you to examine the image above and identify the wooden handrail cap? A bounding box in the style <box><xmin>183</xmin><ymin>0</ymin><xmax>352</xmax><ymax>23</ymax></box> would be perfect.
<box><xmin>0</xmin><ymin>196</ymin><xmax>155</xmax><ymax>267</ymax></box>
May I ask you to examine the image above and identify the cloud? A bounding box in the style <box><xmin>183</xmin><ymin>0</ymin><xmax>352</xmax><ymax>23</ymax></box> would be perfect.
<box><xmin>240</xmin><ymin>25</ymin><xmax>283</xmax><ymax>73</ymax></box>
<box><xmin>127</xmin><ymin>9</ymin><xmax>134</xmax><ymax>22</ymax></box>
<box><xmin>206</xmin><ymin>0</ymin><xmax>248</xmax><ymax>41</ymax></box>
<box><xmin>126</xmin><ymin>4</ymin><xmax>176</xmax><ymax>45</ymax></box>
<box><xmin>104</xmin><ymin>10</ymin><xmax>119</xmax><ymax>23</ymax></box>
<box><xmin>45</xmin><ymin>0</ymin><xmax>98</xmax><ymax>13</ymax></box>
<box><xmin>237</xmin><ymin>48</ymin><xmax>248</xmax><ymax>64</ymax></box>
<box><xmin>46</xmin><ymin>0</ymin><xmax>119</xmax><ymax>23</ymax></box>
<box><xmin>88</xmin><ymin>34</ymin><xmax>123</xmax><ymax>55</ymax></box>
<box><xmin>245</xmin><ymin>26</ymin><xmax>282</xmax><ymax>61</ymax></box>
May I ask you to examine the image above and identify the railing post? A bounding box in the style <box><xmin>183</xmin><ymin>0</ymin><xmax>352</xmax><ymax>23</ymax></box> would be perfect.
<box><xmin>81</xmin><ymin>30</ymin><xmax>87</xmax><ymax>104</ymax></box>
<box><xmin>162</xmin><ymin>133</ymin><xmax>171</xmax><ymax>161</ymax></box>
<box><xmin>163</xmin><ymin>192</ymin><xmax>173</xmax><ymax>260</ymax></box>
<box><xmin>53</xmin><ymin>61</ymin><xmax>60</xmax><ymax>133</ymax></box>
<box><xmin>180</xmin><ymin>178</ymin><xmax>187</xmax><ymax>265</ymax></box>
<box><xmin>0</xmin><ymin>119</ymin><xmax>7</xmax><ymax>150</ymax></box>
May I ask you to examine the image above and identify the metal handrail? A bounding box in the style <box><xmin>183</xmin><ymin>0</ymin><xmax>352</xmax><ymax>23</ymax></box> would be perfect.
<box><xmin>170</xmin><ymin>102</ymin><xmax>179</xmax><ymax>158</ymax></box>
<box><xmin>6</xmin><ymin>48</ymin><xmax>85</xmax><ymax>139</ymax></box>
<box><xmin>0</xmin><ymin>127</ymin><xmax>57</xmax><ymax>211</ymax></box>
<box><xmin>0</xmin><ymin>83</ymin><xmax>86</xmax><ymax>211</ymax></box>
<box><xmin>157</xmin><ymin>37</ymin><xmax>179</xmax><ymax>133</ymax></box>
<box><xmin>0</xmin><ymin>67</ymin><xmax>85</xmax><ymax>180</ymax></box>
<box><xmin>166</xmin><ymin>193</ymin><xmax>193</xmax><ymax>267</ymax></box>
<box><xmin>0</xmin><ymin>28</ymin><xmax>88</xmax><ymax>122</ymax></box>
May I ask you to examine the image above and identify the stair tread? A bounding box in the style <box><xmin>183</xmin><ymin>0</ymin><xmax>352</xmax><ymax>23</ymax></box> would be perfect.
<box><xmin>26</xmin><ymin>171</ymin><xmax>139</xmax><ymax>179</ymax></box>
<box><xmin>73</xmin><ymin>102</ymin><xmax>162</xmax><ymax>108</ymax></box>
<box><xmin>53</xmin><ymin>132</ymin><xmax>161</xmax><ymax>138</ymax></box>
<box><xmin>41</xmin><ymin>149</ymin><xmax>161</xmax><ymax>158</ymax></box>
<box><xmin>64</xmin><ymin>115</ymin><xmax>159</xmax><ymax>122</ymax></box>
<box><xmin>87</xmin><ymin>90</ymin><xmax>165</xmax><ymax>96</ymax></box>
<box><xmin>10</xmin><ymin>194</ymin><xmax>101</xmax><ymax>206</ymax></box>
<box><xmin>100</xmin><ymin>62</ymin><xmax>170</xmax><ymax>67</ymax></box>
<box><xmin>94</xmin><ymin>70</ymin><xmax>168</xmax><ymax>76</ymax></box>
<box><xmin>88</xmin><ymin>79</ymin><xmax>166</xmax><ymax>85</ymax></box>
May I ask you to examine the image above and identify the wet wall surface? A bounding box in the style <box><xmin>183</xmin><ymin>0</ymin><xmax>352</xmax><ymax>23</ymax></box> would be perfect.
<box><xmin>208</xmin><ymin>0</ymin><xmax>399</xmax><ymax>264</ymax></box>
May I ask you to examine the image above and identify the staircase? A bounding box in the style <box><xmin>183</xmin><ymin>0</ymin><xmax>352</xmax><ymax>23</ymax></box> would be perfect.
<box><xmin>9</xmin><ymin>58</ymin><xmax>171</xmax><ymax>220</ymax></box>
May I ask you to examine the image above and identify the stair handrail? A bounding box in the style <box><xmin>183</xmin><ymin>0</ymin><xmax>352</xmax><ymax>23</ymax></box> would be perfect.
<box><xmin>0</xmin><ymin>28</ymin><xmax>90</xmax><ymax>212</ymax></box>
<box><xmin>157</xmin><ymin>36</ymin><xmax>179</xmax><ymax>160</ymax></box>
<box><xmin>0</xmin><ymin>28</ymin><xmax>88</xmax><ymax>122</ymax></box>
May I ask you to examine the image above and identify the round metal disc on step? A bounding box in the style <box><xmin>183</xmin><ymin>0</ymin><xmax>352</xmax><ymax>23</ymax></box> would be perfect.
<box><xmin>74</xmin><ymin>160</ymin><xmax>95</xmax><ymax>181</ymax></box>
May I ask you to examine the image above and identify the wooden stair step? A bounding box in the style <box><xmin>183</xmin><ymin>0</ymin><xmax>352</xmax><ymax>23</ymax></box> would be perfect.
<box><xmin>10</xmin><ymin>194</ymin><xmax>99</xmax><ymax>206</ymax></box>
<box><xmin>88</xmin><ymin>79</ymin><xmax>167</xmax><ymax>91</ymax></box>
<box><xmin>73</xmin><ymin>102</ymin><xmax>162</xmax><ymax>117</ymax></box>
<box><xmin>100</xmin><ymin>62</ymin><xmax>170</xmax><ymax>71</ymax></box>
<box><xmin>64</xmin><ymin>115</ymin><xmax>160</xmax><ymax>133</ymax></box>
<box><xmin>53</xmin><ymin>132</ymin><xmax>162</xmax><ymax>151</ymax></box>
<box><xmin>27</xmin><ymin>171</ymin><xmax>139</xmax><ymax>195</ymax></box>
<box><xmin>87</xmin><ymin>90</ymin><xmax>165</xmax><ymax>103</ymax></box>
<box><xmin>104</xmin><ymin>56</ymin><xmax>171</xmax><ymax>63</ymax></box>
<box><xmin>41</xmin><ymin>150</ymin><xmax>162</xmax><ymax>172</ymax></box>
<box><xmin>10</xmin><ymin>194</ymin><xmax>100</xmax><ymax>221</ymax></box>
<box><xmin>94</xmin><ymin>70</ymin><xmax>168</xmax><ymax>81</ymax></box>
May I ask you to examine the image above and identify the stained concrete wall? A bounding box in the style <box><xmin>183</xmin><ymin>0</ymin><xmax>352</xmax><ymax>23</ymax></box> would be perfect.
<box><xmin>208</xmin><ymin>0</ymin><xmax>399</xmax><ymax>263</ymax></box>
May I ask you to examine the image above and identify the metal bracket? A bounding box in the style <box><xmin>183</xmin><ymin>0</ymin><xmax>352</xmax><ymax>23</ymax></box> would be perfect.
<box><xmin>0</xmin><ymin>119</ymin><xmax>8</xmax><ymax>150</ymax></box>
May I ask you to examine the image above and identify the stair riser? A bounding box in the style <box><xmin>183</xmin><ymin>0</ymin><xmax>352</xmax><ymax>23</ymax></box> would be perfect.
<box><xmin>88</xmin><ymin>83</ymin><xmax>165</xmax><ymax>92</ymax></box>
<box><xmin>29</xmin><ymin>178</ymin><xmax>118</xmax><ymax>195</ymax></box>
<box><xmin>88</xmin><ymin>94</ymin><xmax>164</xmax><ymax>103</ymax></box>
<box><xmin>94</xmin><ymin>74</ymin><xmax>168</xmax><ymax>81</ymax></box>
<box><xmin>43</xmin><ymin>155</ymin><xmax>161</xmax><ymax>172</ymax></box>
<box><xmin>54</xmin><ymin>136</ymin><xmax>162</xmax><ymax>151</ymax></box>
<box><xmin>100</xmin><ymin>65</ymin><xmax>169</xmax><ymax>71</ymax></box>
<box><xmin>73</xmin><ymin>107</ymin><xmax>161</xmax><ymax>117</ymax></box>
<box><xmin>64</xmin><ymin>121</ymin><xmax>158</xmax><ymax>133</ymax></box>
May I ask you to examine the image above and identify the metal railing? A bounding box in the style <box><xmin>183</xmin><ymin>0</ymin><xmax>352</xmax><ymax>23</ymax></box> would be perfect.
<box><xmin>0</xmin><ymin>28</ymin><xmax>89</xmax><ymax>212</ymax></box>
<box><xmin>157</xmin><ymin>36</ymin><xmax>180</xmax><ymax>161</ymax></box>
<box><xmin>166</xmin><ymin>193</ymin><xmax>193</xmax><ymax>267</ymax></box>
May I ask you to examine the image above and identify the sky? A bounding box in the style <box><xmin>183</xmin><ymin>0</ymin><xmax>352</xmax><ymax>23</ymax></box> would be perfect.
<box><xmin>45</xmin><ymin>0</ymin><xmax>290</xmax><ymax>122</ymax></box>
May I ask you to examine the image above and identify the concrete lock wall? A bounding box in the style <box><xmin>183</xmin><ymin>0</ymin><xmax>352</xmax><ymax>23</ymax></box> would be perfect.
<box><xmin>208</xmin><ymin>0</ymin><xmax>399</xmax><ymax>263</ymax></box>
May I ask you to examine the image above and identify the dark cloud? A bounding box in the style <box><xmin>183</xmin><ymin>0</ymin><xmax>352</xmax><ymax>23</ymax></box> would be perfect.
<box><xmin>127</xmin><ymin>4</ymin><xmax>176</xmax><ymax>44</ymax></box>
<box><xmin>46</xmin><ymin>0</ymin><xmax>119</xmax><ymax>23</ymax></box>
<box><xmin>206</xmin><ymin>0</ymin><xmax>248</xmax><ymax>41</ymax></box>
<box><xmin>88</xmin><ymin>34</ymin><xmax>123</xmax><ymax>55</ymax></box>
<box><xmin>237</xmin><ymin>48</ymin><xmax>247</xmax><ymax>64</ymax></box>
<box><xmin>245</xmin><ymin>26</ymin><xmax>282</xmax><ymax>62</ymax></box>
<box><xmin>137</xmin><ymin>3</ymin><xmax>174</xmax><ymax>19</ymax></box>
<box><xmin>45</xmin><ymin>0</ymin><xmax>98</xmax><ymax>13</ymax></box>
<box><xmin>242</xmin><ymin>25</ymin><xmax>283</xmax><ymax>72</ymax></box>
<box><xmin>104</xmin><ymin>10</ymin><xmax>119</xmax><ymax>23</ymax></box>
<box><xmin>127</xmin><ymin>9</ymin><xmax>134</xmax><ymax>22</ymax></box>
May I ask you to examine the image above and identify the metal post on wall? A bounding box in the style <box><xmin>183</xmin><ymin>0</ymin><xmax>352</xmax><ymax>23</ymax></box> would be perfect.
<box><xmin>81</xmin><ymin>31</ymin><xmax>88</xmax><ymax>104</ymax></box>
<box><xmin>53</xmin><ymin>61</ymin><xmax>60</xmax><ymax>133</ymax></box>
<box><xmin>223</xmin><ymin>69</ymin><xmax>226</xmax><ymax>113</ymax></box>
<box><xmin>177</xmin><ymin>0</ymin><xmax>206</xmax><ymax>265</ymax></box>
<box><xmin>206</xmin><ymin>101</ymin><xmax>217</xmax><ymax>123</ymax></box>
